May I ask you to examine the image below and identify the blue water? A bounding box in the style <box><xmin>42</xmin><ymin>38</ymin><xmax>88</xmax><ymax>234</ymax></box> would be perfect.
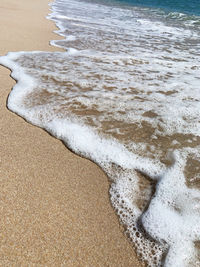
<box><xmin>116</xmin><ymin>0</ymin><xmax>200</xmax><ymax>16</ymax></box>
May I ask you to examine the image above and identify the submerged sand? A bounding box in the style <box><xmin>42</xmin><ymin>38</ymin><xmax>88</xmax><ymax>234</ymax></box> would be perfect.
<box><xmin>0</xmin><ymin>0</ymin><xmax>142</xmax><ymax>266</ymax></box>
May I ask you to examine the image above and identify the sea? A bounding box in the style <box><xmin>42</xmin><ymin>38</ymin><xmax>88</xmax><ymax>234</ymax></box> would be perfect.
<box><xmin>1</xmin><ymin>0</ymin><xmax>200</xmax><ymax>266</ymax></box>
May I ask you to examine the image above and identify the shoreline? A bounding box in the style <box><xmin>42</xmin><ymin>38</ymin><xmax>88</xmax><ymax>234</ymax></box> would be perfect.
<box><xmin>0</xmin><ymin>0</ymin><xmax>143</xmax><ymax>266</ymax></box>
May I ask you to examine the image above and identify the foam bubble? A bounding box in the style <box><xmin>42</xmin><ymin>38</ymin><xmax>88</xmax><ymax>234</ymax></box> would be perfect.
<box><xmin>142</xmin><ymin>151</ymin><xmax>200</xmax><ymax>266</ymax></box>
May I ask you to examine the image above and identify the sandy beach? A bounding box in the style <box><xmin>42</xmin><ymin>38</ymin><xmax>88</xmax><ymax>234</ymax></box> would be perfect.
<box><xmin>0</xmin><ymin>0</ymin><xmax>143</xmax><ymax>266</ymax></box>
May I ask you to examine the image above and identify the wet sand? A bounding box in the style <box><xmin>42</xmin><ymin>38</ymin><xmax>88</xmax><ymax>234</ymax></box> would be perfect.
<box><xmin>0</xmin><ymin>0</ymin><xmax>143</xmax><ymax>266</ymax></box>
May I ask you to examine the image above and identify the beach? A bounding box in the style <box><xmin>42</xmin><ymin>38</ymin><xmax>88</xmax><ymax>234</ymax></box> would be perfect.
<box><xmin>0</xmin><ymin>0</ymin><xmax>142</xmax><ymax>266</ymax></box>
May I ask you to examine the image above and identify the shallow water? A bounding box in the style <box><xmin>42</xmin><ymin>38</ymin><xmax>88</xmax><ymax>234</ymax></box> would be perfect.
<box><xmin>1</xmin><ymin>0</ymin><xmax>200</xmax><ymax>266</ymax></box>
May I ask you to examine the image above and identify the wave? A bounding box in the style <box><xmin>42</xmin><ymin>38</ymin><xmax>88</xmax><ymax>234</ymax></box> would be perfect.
<box><xmin>1</xmin><ymin>0</ymin><xmax>200</xmax><ymax>266</ymax></box>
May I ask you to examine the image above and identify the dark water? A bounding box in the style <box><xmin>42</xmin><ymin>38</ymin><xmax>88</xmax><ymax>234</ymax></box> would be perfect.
<box><xmin>115</xmin><ymin>0</ymin><xmax>200</xmax><ymax>16</ymax></box>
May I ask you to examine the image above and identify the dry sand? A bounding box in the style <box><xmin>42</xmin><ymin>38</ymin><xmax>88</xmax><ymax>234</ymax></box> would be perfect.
<box><xmin>0</xmin><ymin>0</ymin><xmax>143</xmax><ymax>266</ymax></box>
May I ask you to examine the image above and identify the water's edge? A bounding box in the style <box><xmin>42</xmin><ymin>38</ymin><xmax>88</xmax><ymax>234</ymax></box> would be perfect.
<box><xmin>1</xmin><ymin>0</ymin><xmax>200</xmax><ymax>266</ymax></box>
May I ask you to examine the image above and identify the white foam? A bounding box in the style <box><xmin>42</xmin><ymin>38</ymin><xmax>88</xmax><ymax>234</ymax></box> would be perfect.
<box><xmin>142</xmin><ymin>151</ymin><xmax>200</xmax><ymax>266</ymax></box>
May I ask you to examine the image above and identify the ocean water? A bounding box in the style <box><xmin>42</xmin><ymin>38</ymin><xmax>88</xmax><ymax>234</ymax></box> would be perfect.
<box><xmin>1</xmin><ymin>0</ymin><xmax>200</xmax><ymax>266</ymax></box>
<box><xmin>112</xmin><ymin>0</ymin><xmax>200</xmax><ymax>16</ymax></box>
